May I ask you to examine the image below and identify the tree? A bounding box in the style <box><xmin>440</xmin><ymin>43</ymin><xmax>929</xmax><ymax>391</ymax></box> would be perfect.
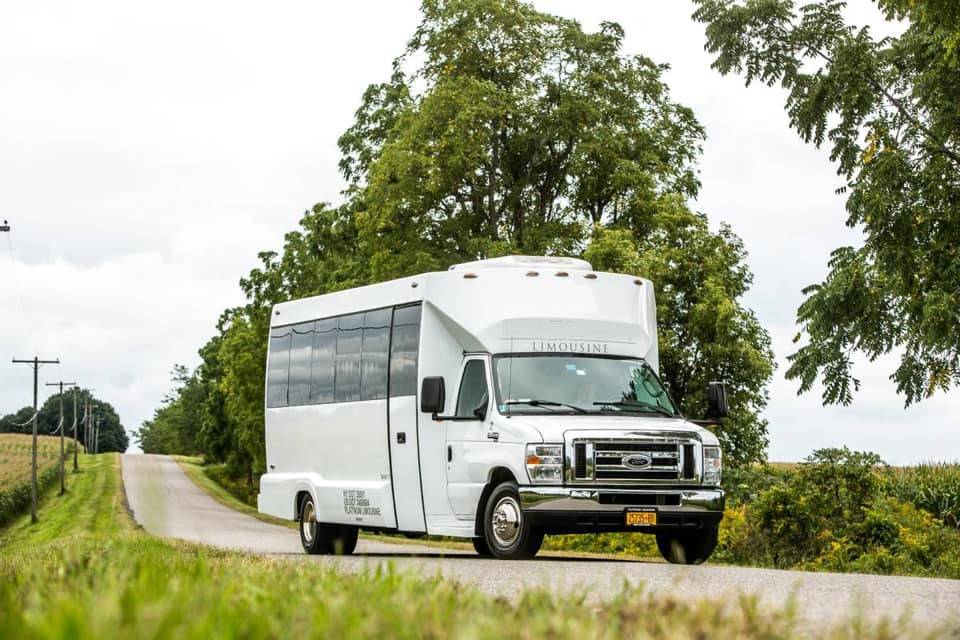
<box><xmin>693</xmin><ymin>1</ymin><xmax>960</xmax><ymax>405</ymax></box>
<box><xmin>340</xmin><ymin>0</ymin><xmax>704</xmax><ymax>279</ymax></box>
<box><xmin>585</xmin><ymin>196</ymin><xmax>775</xmax><ymax>466</ymax></box>
<box><xmin>0</xmin><ymin>389</ymin><xmax>129</xmax><ymax>453</ymax></box>
<box><xmin>150</xmin><ymin>0</ymin><xmax>775</xmax><ymax>471</ymax></box>
<box><xmin>137</xmin><ymin>366</ymin><xmax>206</xmax><ymax>455</ymax></box>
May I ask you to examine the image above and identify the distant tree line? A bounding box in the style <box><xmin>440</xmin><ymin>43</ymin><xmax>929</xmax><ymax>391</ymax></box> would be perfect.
<box><xmin>137</xmin><ymin>0</ymin><xmax>777</xmax><ymax>480</ymax></box>
<box><xmin>0</xmin><ymin>389</ymin><xmax>129</xmax><ymax>453</ymax></box>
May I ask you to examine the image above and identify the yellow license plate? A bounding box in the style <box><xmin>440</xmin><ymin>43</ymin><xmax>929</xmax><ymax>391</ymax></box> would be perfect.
<box><xmin>625</xmin><ymin>510</ymin><xmax>657</xmax><ymax>527</ymax></box>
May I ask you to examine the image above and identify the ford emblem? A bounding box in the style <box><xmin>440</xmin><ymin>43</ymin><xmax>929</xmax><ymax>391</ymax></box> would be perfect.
<box><xmin>623</xmin><ymin>454</ymin><xmax>652</xmax><ymax>470</ymax></box>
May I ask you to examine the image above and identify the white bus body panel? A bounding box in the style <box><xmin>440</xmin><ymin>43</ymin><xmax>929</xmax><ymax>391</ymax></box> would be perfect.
<box><xmin>259</xmin><ymin>259</ymin><xmax>663</xmax><ymax>536</ymax></box>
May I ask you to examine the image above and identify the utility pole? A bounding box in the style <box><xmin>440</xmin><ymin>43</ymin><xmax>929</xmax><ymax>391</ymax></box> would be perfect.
<box><xmin>45</xmin><ymin>380</ymin><xmax>76</xmax><ymax>494</ymax></box>
<box><xmin>71</xmin><ymin>387</ymin><xmax>80</xmax><ymax>472</ymax></box>
<box><xmin>84</xmin><ymin>397</ymin><xmax>95</xmax><ymax>455</ymax></box>
<box><xmin>13</xmin><ymin>356</ymin><xmax>59</xmax><ymax>524</ymax></box>
<box><xmin>94</xmin><ymin>416</ymin><xmax>101</xmax><ymax>454</ymax></box>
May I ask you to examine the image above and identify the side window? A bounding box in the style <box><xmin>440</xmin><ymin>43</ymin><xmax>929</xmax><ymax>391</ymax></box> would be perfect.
<box><xmin>266</xmin><ymin>329</ymin><xmax>291</xmax><ymax>408</ymax></box>
<box><xmin>455</xmin><ymin>360</ymin><xmax>488</xmax><ymax>418</ymax></box>
<box><xmin>310</xmin><ymin>318</ymin><xmax>337</xmax><ymax>403</ymax></box>
<box><xmin>389</xmin><ymin>304</ymin><xmax>421</xmax><ymax>397</ymax></box>
<box><xmin>335</xmin><ymin>313</ymin><xmax>363</xmax><ymax>402</ymax></box>
<box><xmin>361</xmin><ymin>309</ymin><xmax>391</xmax><ymax>400</ymax></box>
<box><xmin>287</xmin><ymin>322</ymin><xmax>314</xmax><ymax>405</ymax></box>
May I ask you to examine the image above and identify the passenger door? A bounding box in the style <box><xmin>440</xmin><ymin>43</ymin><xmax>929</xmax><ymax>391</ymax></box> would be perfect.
<box><xmin>445</xmin><ymin>357</ymin><xmax>492</xmax><ymax>518</ymax></box>
<box><xmin>387</xmin><ymin>304</ymin><xmax>427</xmax><ymax>532</ymax></box>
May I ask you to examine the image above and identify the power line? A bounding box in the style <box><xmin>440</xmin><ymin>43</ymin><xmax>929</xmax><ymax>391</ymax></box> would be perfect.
<box><xmin>71</xmin><ymin>387</ymin><xmax>80</xmax><ymax>472</ymax></box>
<box><xmin>12</xmin><ymin>356</ymin><xmax>60</xmax><ymax>523</ymax></box>
<box><xmin>2</xmin><ymin>221</ymin><xmax>29</xmax><ymax>327</ymax></box>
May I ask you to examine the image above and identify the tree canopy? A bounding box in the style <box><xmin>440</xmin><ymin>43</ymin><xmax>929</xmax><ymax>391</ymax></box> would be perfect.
<box><xmin>693</xmin><ymin>0</ymin><xmax>960</xmax><ymax>406</ymax></box>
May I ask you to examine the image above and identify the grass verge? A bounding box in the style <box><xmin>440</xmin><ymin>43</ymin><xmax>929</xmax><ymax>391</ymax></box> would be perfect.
<box><xmin>0</xmin><ymin>453</ymin><xmax>951</xmax><ymax>639</ymax></box>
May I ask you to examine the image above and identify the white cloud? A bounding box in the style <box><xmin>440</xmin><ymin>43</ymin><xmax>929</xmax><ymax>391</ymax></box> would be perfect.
<box><xmin>1</xmin><ymin>0</ymin><xmax>955</xmax><ymax>463</ymax></box>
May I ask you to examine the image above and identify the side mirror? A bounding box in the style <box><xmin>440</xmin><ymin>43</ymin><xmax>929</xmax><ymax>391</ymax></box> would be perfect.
<box><xmin>421</xmin><ymin>377</ymin><xmax>445</xmax><ymax>414</ymax></box>
<box><xmin>706</xmin><ymin>381</ymin><xmax>728</xmax><ymax>419</ymax></box>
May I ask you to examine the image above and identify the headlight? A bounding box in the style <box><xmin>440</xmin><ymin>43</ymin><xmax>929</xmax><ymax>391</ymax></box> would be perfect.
<box><xmin>703</xmin><ymin>445</ymin><xmax>722</xmax><ymax>485</ymax></box>
<box><xmin>526</xmin><ymin>444</ymin><xmax>563</xmax><ymax>484</ymax></box>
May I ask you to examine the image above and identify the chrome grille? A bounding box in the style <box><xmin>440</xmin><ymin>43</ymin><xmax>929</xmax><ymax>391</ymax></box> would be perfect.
<box><xmin>568</xmin><ymin>435</ymin><xmax>700</xmax><ymax>485</ymax></box>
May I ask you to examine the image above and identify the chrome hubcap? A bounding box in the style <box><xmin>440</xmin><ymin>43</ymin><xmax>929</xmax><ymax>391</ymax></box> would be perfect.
<box><xmin>491</xmin><ymin>496</ymin><xmax>522</xmax><ymax>547</ymax></box>
<box><xmin>301</xmin><ymin>501</ymin><xmax>316</xmax><ymax>544</ymax></box>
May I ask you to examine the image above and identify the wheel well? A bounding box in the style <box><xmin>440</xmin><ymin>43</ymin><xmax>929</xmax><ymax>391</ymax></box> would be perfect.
<box><xmin>295</xmin><ymin>490</ymin><xmax>311</xmax><ymax>521</ymax></box>
<box><xmin>474</xmin><ymin>467</ymin><xmax>517</xmax><ymax>536</ymax></box>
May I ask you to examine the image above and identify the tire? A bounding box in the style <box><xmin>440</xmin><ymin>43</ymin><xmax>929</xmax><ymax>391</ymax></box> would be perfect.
<box><xmin>472</xmin><ymin>536</ymin><xmax>493</xmax><ymax>557</ymax></box>
<box><xmin>655</xmin><ymin>526</ymin><xmax>718</xmax><ymax>565</ymax></box>
<box><xmin>298</xmin><ymin>495</ymin><xmax>359</xmax><ymax>555</ymax></box>
<box><xmin>481</xmin><ymin>481</ymin><xmax>544</xmax><ymax>560</ymax></box>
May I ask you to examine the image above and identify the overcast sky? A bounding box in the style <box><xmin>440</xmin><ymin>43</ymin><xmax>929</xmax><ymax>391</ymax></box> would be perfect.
<box><xmin>1</xmin><ymin>0</ymin><xmax>956</xmax><ymax>463</ymax></box>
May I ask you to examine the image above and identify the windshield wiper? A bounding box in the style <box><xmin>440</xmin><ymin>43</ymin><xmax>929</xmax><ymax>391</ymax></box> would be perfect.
<box><xmin>593</xmin><ymin>401</ymin><xmax>676</xmax><ymax>418</ymax></box>
<box><xmin>504</xmin><ymin>399</ymin><xmax>588</xmax><ymax>414</ymax></box>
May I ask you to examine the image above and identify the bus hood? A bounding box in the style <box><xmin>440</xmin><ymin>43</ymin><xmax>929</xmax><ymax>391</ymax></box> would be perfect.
<box><xmin>505</xmin><ymin>414</ymin><xmax>720</xmax><ymax>447</ymax></box>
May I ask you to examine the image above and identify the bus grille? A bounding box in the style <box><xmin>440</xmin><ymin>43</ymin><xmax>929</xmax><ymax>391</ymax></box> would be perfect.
<box><xmin>571</xmin><ymin>439</ymin><xmax>698</xmax><ymax>483</ymax></box>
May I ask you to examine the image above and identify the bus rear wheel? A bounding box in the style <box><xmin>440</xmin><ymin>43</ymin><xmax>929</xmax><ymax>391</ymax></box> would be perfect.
<box><xmin>481</xmin><ymin>481</ymin><xmax>543</xmax><ymax>560</ymax></box>
<box><xmin>299</xmin><ymin>495</ymin><xmax>358</xmax><ymax>555</ymax></box>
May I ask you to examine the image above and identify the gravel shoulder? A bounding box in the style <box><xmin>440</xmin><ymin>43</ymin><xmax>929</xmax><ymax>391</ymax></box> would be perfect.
<box><xmin>122</xmin><ymin>453</ymin><xmax>960</xmax><ymax>633</ymax></box>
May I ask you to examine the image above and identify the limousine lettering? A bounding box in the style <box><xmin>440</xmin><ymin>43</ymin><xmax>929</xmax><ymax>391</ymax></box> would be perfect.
<box><xmin>531</xmin><ymin>340</ymin><xmax>609</xmax><ymax>353</ymax></box>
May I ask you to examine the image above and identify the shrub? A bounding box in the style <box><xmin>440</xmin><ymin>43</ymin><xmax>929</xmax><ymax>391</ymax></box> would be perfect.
<box><xmin>806</xmin><ymin>497</ymin><xmax>960</xmax><ymax>579</ymax></box>
<box><xmin>715</xmin><ymin>448</ymin><xmax>960</xmax><ymax>578</ymax></box>
<box><xmin>204</xmin><ymin>463</ymin><xmax>258</xmax><ymax>507</ymax></box>
<box><xmin>721</xmin><ymin>464</ymin><xmax>789</xmax><ymax>506</ymax></box>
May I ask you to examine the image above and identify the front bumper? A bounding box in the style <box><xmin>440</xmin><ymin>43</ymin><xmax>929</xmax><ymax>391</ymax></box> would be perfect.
<box><xmin>519</xmin><ymin>486</ymin><xmax>724</xmax><ymax>534</ymax></box>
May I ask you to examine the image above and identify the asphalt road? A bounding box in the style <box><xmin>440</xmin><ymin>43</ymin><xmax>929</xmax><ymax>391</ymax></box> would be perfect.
<box><xmin>122</xmin><ymin>454</ymin><xmax>960</xmax><ymax>633</ymax></box>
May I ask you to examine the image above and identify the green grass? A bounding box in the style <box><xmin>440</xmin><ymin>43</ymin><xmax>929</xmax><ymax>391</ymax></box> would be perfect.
<box><xmin>0</xmin><ymin>453</ymin><xmax>951</xmax><ymax>638</ymax></box>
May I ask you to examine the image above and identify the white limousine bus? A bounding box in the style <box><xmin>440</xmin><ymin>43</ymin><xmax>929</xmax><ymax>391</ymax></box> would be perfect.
<box><xmin>258</xmin><ymin>256</ymin><xmax>726</xmax><ymax>562</ymax></box>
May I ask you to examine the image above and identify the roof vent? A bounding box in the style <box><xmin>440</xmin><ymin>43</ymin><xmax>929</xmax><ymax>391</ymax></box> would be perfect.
<box><xmin>449</xmin><ymin>255</ymin><xmax>592</xmax><ymax>272</ymax></box>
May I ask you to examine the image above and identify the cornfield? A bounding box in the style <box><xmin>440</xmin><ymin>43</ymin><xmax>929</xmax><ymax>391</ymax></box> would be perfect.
<box><xmin>0</xmin><ymin>433</ymin><xmax>71</xmax><ymax>526</ymax></box>
<box><xmin>884</xmin><ymin>463</ymin><xmax>960</xmax><ymax>529</ymax></box>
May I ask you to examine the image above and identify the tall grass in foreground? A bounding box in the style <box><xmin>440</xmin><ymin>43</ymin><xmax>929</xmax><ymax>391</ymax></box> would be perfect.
<box><xmin>0</xmin><ymin>454</ymin><xmax>951</xmax><ymax>639</ymax></box>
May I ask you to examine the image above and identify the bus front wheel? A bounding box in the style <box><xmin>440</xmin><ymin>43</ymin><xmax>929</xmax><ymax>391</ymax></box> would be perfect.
<box><xmin>481</xmin><ymin>481</ymin><xmax>543</xmax><ymax>560</ymax></box>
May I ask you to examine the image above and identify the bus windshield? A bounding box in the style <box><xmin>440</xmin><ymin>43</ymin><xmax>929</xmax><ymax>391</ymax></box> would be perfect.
<box><xmin>493</xmin><ymin>355</ymin><xmax>679</xmax><ymax>417</ymax></box>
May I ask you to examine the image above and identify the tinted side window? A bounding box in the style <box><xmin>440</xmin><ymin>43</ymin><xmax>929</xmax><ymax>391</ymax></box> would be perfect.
<box><xmin>288</xmin><ymin>323</ymin><xmax>314</xmax><ymax>405</ymax></box>
<box><xmin>455</xmin><ymin>360</ymin><xmax>488</xmax><ymax>418</ymax></box>
<box><xmin>266</xmin><ymin>329</ymin><xmax>291</xmax><ymax>408</ymax></box>
<box><xmin>335</xmin><ymin>313</ymin><xmax>363</xmax><ymax>402</ymax></box>
<box><xmin>361</xmin><ymin>309</ymin><xmax>390</xmax><ymax>401</ymax></box>
<box><xmin>390</xmin><ymin>305</ymin><xmax>421</xmax><ymax>397</ymax></box>
<box><xmin>310</xmin><ymin>318</ymin><xmax>337</xmax><ymax>403</ymax></box>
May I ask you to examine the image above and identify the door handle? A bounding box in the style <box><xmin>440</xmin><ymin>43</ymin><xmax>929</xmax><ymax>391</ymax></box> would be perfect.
<box><xmin>447</xmin><ymin>445</ymin><xmax>452</xmax><ymax>462</ymax></box>
<box><xmin>397</xmin><ymin>432</ymin><xmax>406</xmax><ymax>444</ymax></box>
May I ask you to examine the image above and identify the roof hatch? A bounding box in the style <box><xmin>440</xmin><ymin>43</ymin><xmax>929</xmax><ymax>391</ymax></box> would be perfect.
<box><xmin>448</xmin><ymin>255</ymin><xmax>593</xmax><ymax>272</ymax></box>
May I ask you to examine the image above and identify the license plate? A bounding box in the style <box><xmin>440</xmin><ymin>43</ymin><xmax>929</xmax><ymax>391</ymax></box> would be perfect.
<box><xmin>625</xmin><ymin>510</ymin><xmax>657</xmax><ymax>527</ymax></box>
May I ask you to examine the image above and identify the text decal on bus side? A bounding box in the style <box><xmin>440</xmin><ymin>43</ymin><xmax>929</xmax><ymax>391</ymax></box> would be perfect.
<box><xmin>531</xmin><ymin>341</ymin><xmax>609</xmax><ymax>354</ymax></box>
<box><xmin>343</xmin><ymin>489</ymin><xmax>381</xmax><ymax>518</ymax></box>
